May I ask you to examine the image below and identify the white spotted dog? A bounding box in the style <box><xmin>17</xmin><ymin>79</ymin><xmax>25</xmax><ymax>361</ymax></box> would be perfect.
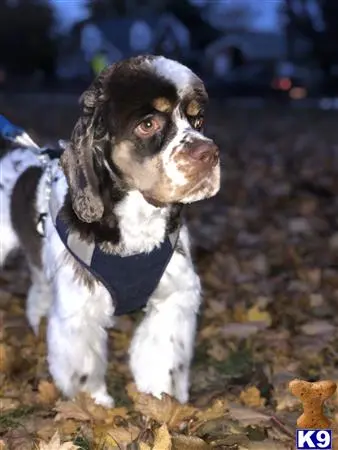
<box><xmin>0</xmin><ymin>55</ymin><xmax>220</xmax><ymax>407</ymax></box>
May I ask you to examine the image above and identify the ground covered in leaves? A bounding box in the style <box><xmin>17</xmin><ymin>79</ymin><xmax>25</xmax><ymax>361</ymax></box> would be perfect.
<box><xmin>2</xmin><ymin>99</ymin><xmax>338</xmax><ymax>449</ymax></box>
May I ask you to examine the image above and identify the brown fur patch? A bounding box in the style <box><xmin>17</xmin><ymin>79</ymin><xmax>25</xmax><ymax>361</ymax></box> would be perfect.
<box><xmin>63</xmin><ymin>250</ymin><xmax>96</xmax><ymax>292</ymax></box>
<box><xmin>186</xmin><ymin>99</ymin><xmax>201</xmax><ymax>116</ymax></box>
<box><xmin>152</xmin><ymin>97</ymin><xmax>173</xmax><ymax>113</ymax></box>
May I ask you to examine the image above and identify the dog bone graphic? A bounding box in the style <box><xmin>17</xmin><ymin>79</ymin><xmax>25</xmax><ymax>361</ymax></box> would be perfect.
<box><xmin>289</xmin><ymin>379</ymin><xmax>337</xmax><ymax>429</ymax></box>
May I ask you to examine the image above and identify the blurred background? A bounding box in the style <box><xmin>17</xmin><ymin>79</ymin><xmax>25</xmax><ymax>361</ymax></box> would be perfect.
<box><xmin>1</xmin><ymin>0</ymin><xmax>338</xmax><ymax>100</ymax></box>
<box><xmin>3</xmin><ymin>1</ymin><xmax>338</xmax><ymax>448</ymax></box>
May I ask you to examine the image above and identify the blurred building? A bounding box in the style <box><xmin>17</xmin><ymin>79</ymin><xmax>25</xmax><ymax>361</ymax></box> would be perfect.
<box><xmin>57</xmin><ymin>14</ymin><xmax>190</xmax><ymax>82</ymax></box>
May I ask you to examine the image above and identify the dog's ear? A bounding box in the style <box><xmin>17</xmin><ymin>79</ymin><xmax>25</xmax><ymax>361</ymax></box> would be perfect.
<box><xmin>60</xmin><ymin>66</ymin><xmax>113</xmax><ymax>223</ymax></box>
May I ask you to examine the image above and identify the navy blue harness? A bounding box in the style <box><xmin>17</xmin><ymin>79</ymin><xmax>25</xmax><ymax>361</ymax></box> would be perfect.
<box><xmin>54</xmin><ymin>212</ymin><xmax>180</xmax><ymax>316</ymax></box>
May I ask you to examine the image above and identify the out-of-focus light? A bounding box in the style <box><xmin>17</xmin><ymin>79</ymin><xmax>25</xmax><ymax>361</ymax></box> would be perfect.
<box><xmin>279</xmin><ymin>77</ymin><xmax>292</xmax><ymax>90</ymax></box>
<box><xmin>271</xmin><ymin>77</ymin><xmax>292</xmax><ymax>91</ymax></box>
<box><xmin>289</xmin><ymin>86</ymin><xmax>307</xmax><ymax>99</ymax></box>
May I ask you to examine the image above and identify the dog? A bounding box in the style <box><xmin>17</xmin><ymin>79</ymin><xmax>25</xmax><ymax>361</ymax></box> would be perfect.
<box><xmin>0</xmin><ymin>55</ymin><xmax>220</xmax><ymax>407</ymax></box>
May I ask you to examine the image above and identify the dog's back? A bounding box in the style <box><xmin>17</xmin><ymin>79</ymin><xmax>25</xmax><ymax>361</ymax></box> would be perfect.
<box><xmin>0</xmin><ymin>148</ymin><xmax>42</xmax><ymax>266</ymax></box>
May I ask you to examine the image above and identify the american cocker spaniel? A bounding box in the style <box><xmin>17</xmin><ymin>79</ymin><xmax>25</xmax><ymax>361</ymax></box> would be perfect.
<box><xmin>0</xmin><ymin>55</ymin><xmax>220</xmax><ymax>406</ymax></box>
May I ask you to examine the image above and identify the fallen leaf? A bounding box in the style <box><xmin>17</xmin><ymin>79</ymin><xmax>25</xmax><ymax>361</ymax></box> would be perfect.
<box><xmin>133</xmin><ymin>391</ymin><xmax>197</xmax><ymax>429</ymax></box>
<box><xmin>221</xmin><ymin>323</ymin><xmax>262</xmax><ymax>338</ymax></box>
<box><xmin>37</xmin><ymin>380</ymin><xmax>59</xmax><ymax>405</ymax></box>
<box><xmin>139</xmin><ymin>443</ymin><xmax>151</xmax><ymax>450</ymax></box>
<box><xmin>0</xmin><ymin>344</ymin><xmax>14</xmax><ymax>374</ymax></box>
<box><xmin>229</xmin><ymin>405</ymin><xmax>271</xmax><ymax>427</ymax></box>
<box><xmin>3</xmin><ymin>428</ymin><xmax>33</xmax><ymax>450</ymax></box>
<box><xmin>207</xmin><ymin>342</ymin><xmax>229</xmax><ymax>362</ymax></box>
<box><xmin>196</xmin><ymin>398</ymin><xmax>228</xmax><ymax>423</ymax></box>
<box><xmin>240</xmin><ymin>386</ymin><xmax>266</xmax><ymax>408</ymax></box>
<box><xmin>38</xmin><ymin>432</ymin><xmax>79</xmax><ymax>450</ymax></box>
<box><xmin>54</xmin><ymin>393</ymin><xmax>119</xmax><ymax>424</ymax></box>
<box><xmin>247</xmin><ymin>305</ymin><xmax>272</xmax><ymax>327</ymax></box>
<box><xmin>172</xmin><ymin>435</ymin><xmax>211</xmax><ymax>449</ymax></box>
<box><xmin>153</xmin><ymin>424</ymin><xmax>172</xmax><ymax>450</ymax></box>
<box><xmin>0</xmin><ymin>397</ymin><xmax>20</xmax><ymax>412</ymax></box>
<box><xmin>300</xmin><ymin>320</ymin><xmax>335</xmax><ymax>336</ymax></box>
<box><xmin>239</xmin><ymin>440</ymin><xmax>291</xmax><ymax>449</ymax></box>
<box><xmin>54</xmin><ymin>399</ymin><xmax>92</xmax><ymax>422</ymax></box>
<box><xmin>94</xmin><ymin>423</ymin><xmax>140</xmax><ymax>447</ymax></box>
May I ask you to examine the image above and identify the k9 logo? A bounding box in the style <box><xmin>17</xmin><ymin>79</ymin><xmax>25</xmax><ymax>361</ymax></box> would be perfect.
<box><xmin>296</xmin><ymin>429</ymin><xmax>332</xmax><ymax>449</ymax></box>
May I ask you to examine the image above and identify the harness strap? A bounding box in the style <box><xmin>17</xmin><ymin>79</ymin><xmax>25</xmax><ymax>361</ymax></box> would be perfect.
<box><xmin>49</xmin><ymin>189</ymin><xmax>180</xmax><ymax>265</ymax></box>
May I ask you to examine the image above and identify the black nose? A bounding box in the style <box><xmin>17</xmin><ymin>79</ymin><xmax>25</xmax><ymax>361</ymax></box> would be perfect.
<box><xmin>188</xmin><ymin>141</ymin><xmax>219</xmax><ymax>167</ymax></box>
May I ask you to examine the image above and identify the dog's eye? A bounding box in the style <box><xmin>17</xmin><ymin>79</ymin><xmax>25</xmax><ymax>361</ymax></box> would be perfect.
<box><xmin>193</xmin><ymin>116</ymin><xmax>204</xmax><ymax>131</ymax></box>
<box><xmin>135</xmin><ymin>117</ymin><xmax>161</xmax><ymax>137</ymax></box>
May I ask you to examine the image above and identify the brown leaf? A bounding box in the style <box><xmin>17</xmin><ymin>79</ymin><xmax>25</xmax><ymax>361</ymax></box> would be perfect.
<box><xmin>172</xmin><ymin>435</ymin><xmax>211</xmax><ymax>449</ymax></box>
<box><xmin>54</xmin><ymin>399</ymin><xmax>92</xmax><ymax>422</ymax></box>
<box><xmin>195</xmin><ymin>398</ymin><xmax>228</xmax><ymax>423</ymax></box>
<box><xmin>153</xmin><ymin>424</ymin><xmax>172</xmax><ymax>450</ymax></box>
<box><xmin>37</xmin><ymin>381</ymin><xmax>59</xmax><ymax>405</ymax></box>
<box><xmin>54</xmin><ymin>392</ymin><xmax>117</xmax><ymax>423</ymax></box>
<box><xmin>94</xmin><ymin>423</ymin><xmax>140</xmax><ymax>447</ymax></box>
<box><xmin>3</xmin><ymin>428</ymin><xmax>34</xmax><ymax>450</ymax></box>
<box><xmin>239</xmin><ymin>386</ymin><xmax>266</xmax><ymax>407</ymax></box>
<box><xmin>206</xmin><ymin>342</ymin><xmax>229</xmax><ymax>362</ymax></box>
<box><xmin>132</xmin><ymin>391</ymin><xmax>197</xmax><ymax>429</ymax></box>
<box><xmin>0</xmin><ymin>344</ymin><xmax>14</xmax><ymax>374</ymax></box>
<box><xmin>0</xmin><ymin>398</ymin><xmax>20</xmax><ymax>412</ymax></box>
<box><xmin>229</xmin><ymin>405</ymin><xmax>271</xmax><ymax>427</ymax></box>
<box><xmin>38</xmin><ymin>431</ymin><xmax>79</xmax><ymax>450</ymax></box>
<box><xmin>36</xmin><ymin>422</ymin><xmax>59</xmax><ymax>442</ymax></box>
<box><xmin>238</xmin><ymin>440</ymin><xmax>291</xmax><ymax>449</ymax></box>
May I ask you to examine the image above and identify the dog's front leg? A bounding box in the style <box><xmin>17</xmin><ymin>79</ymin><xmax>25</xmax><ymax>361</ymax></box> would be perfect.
<box><xmin>129</xmin><ymin>226</ymin><xmax>201</xmax><ymax>403</ymax></box>
<box><xmin>45</xmin><ymin>238</ymin><xmax>115</xmax><ymax>407</ymax></box>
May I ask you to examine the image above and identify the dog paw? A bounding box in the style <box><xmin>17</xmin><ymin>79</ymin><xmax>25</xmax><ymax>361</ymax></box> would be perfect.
<box><xmin>93</xmin><ymin>391</ymin><xmax>115</xmax><ymax>408</ymax></box>
<box><xmin>26</xmin><ymin>311</ymin><xmax>40</xmax><ymax>336</ymax></box>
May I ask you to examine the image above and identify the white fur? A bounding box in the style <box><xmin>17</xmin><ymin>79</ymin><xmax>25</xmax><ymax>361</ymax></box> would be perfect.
<box><xmin>115</xmin><ymin>190</ymin><xmax>170</xmax><ymax>255</ymax></box>
<box><xmin>0</xmin><ymin>149</ymin><xmax>201</xmax><ymax>406</ymax></box>
<box><xmin>129</xmin><ymin>225</ymin><xmax>201</xmax><ymax>402</ymax></box>
<box><xmin>0</xmin><ymin>149</ymin><xmax>39</xmax><ymax>265</ymax></box>
<box><xmin>151</xmin><ymin>56</ymin><xmax>196</xmax><ymax>97</ymax></box>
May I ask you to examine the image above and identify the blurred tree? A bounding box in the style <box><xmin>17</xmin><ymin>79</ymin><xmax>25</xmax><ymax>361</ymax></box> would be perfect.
<box><xmin>0</xmin><ymin>0</ymin><xmax>58</xmax><ymax>81</ymax></box>
<box><xmin>284</xmin><ymin>0</ymin><xmax>338</xmax><ymax>89</ymax></box>
<box><xmin>203</xmin><ymin>0</ymin><xmax>256</xmax><ymax>33</ymax></box>
<box><xmin>85</xmin><ymin>0</ymin><xmax>221</xmax><ymax>49</ymax></box>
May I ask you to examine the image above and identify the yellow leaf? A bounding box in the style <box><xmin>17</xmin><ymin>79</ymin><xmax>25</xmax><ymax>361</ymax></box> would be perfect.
<box><xmin>239</xmin><ymin>386</ymin><xmax>266</xmax><ymax>408</ymax></box>
<box><xmin>247</xmin><ymin>305</ymin><xmax>272</xmax><ymax>327</ymax></box>
<box><xmin>37</xmin><ymin>380</ymin><xmax>59</xmax><ymax>405</ymax></box>
<box><xmin>139</xmin><ymin>443</ymin><xmax>152</xmax><ymax>450</ymax></box>
<box><xmin>94</xmin><ymin>423</ymin><xmax>140</xmax><ymax>447</ymax></box>
<box><xmin>196</xmin><ymin>398</ymin><xmax>228</xmax><ymax>422</ymax></box>
<box><xmin>132</xmin><ymin>391</ymin><xmax>197</xmax><ymax>429</ymax></box>
<box><xmin>58</xmin><ymin>420</ymin><xmax>79</xmax><ymax>438</ymax></box>
<box><xmin>193</xmin><ymin>398</ymin><xmax>228</xmax><ymax>432</ymax></box>
<box><xmin>153</xmin><ymin>424</ymin><xmax>172</xmax><ymax>450</ymax></box>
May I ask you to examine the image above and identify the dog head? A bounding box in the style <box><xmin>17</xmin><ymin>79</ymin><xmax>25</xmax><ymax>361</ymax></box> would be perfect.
<box><xmin>61</xmin><ymin>55</ymin><xmax>220</xmax><ymax>223</ymax></box>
